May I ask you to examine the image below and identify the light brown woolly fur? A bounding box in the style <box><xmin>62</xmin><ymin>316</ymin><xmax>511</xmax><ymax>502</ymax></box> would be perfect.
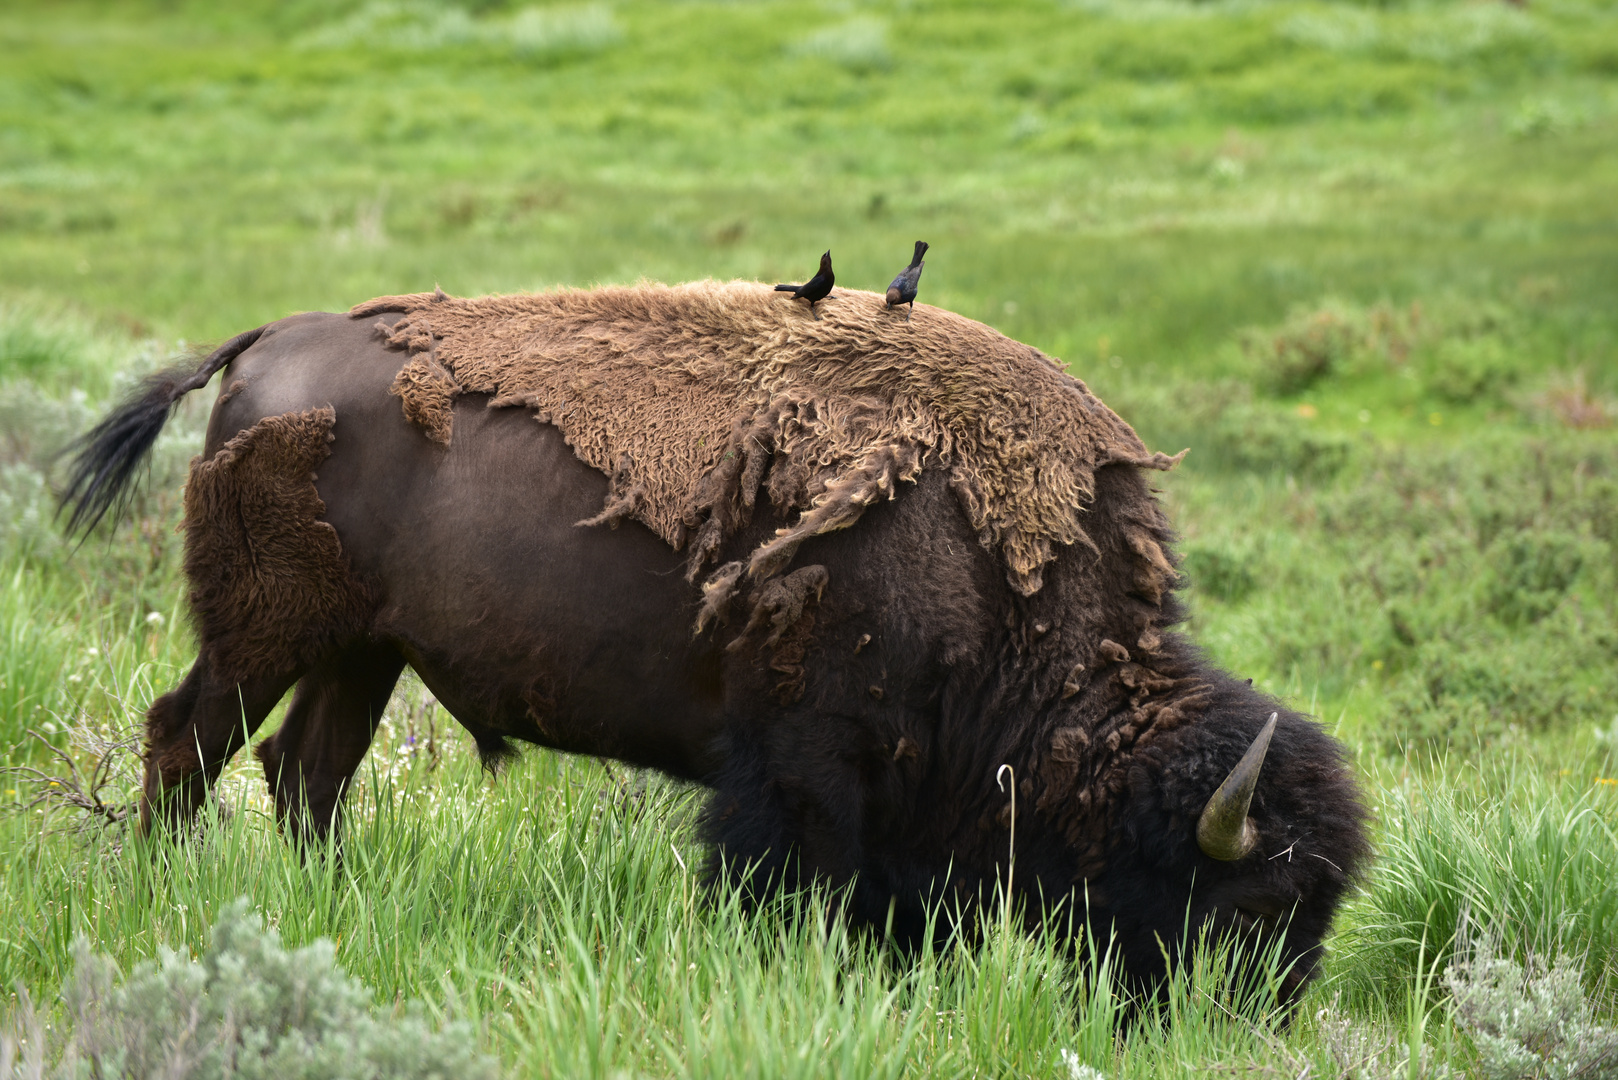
<box><xmin>353</xmin><ymin>280</ymin><xmax>1184</xmax><ymax>598</ymax></box>
<box><xmin>181</xmin><ymin>408</ymin><xmax>375</xmax><ymax>683</ymax></box>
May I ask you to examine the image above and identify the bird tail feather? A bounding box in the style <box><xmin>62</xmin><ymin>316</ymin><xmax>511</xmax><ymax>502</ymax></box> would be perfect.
<box><xmin>773</xmin><ymin>284</ymin><xmax>797</xmax><ymax>293</ymax></box>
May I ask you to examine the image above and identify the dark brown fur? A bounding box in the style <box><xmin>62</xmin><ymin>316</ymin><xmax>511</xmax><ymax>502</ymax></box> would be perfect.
<box><xmin>63</xmin><ymin>299</ymin><xmax>1369</xmax><ymax>1012</ymax></box>
<box><xmin>180</xmin><ymin>407</ymin><xmax>375</xmax><ymax>684</ymax></box>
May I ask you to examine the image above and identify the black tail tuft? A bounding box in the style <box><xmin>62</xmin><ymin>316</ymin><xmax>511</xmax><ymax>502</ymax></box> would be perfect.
<box><xmin>57</xmin><ymin>324</ymin><xmax>268</xmax><ymax>539</ymax></box>
<box><xmin>58</xmin><ymin>369</ymin><xmax>191</xmax><ymax>538</ymax></box>
<box><xmin>774</xmin><ymin>284</ymin><xmax>799</xmax><ymax>293</ymax></box>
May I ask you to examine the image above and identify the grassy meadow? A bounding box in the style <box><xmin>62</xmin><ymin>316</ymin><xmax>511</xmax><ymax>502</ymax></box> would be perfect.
<box><xmin>3</xmin><ymin>0</ymin><xmax>1618</xmax><ymax>1075</ymax></box>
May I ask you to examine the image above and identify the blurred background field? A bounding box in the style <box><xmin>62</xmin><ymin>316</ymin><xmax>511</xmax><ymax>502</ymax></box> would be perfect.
<box><xmin>2</xmin><ymin>0</ymin><xmax>1617</xmax><ymax>1076</ymax></box>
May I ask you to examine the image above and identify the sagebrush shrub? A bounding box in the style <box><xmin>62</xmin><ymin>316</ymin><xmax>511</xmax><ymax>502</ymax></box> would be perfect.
<box><xmin>1446</xmin><ymin>937</ymin><xmax>1618</xmax><ymax>1080</ymax></box>
<box><xmin>1253</xmin><ymin>306</ymin><xmax>1363</xmax><ymax>394</ymax></box>
<box><xmin>1424</xmin><ymin>336</ymin><xmax>1519</xmax><ymax>405</ymax></box>
<box><xmin>1321</xmin><ymin>434</ymin><xmax>1617</xmax><ymax>749</ymax></box>
<box><xmin>6</xmin><ymin>899</ymin><xmax>498</xmax><ymax>1080</ymax></box>
<box><xmin>1180</xmin><ymin>538</ymin><xmax>1259</xmax><ymax>602</ymax></box>
<box><xmin>1483</xmin><ymin>531</ymin><xmax>1585</xmax><ymax>626</ymax></box>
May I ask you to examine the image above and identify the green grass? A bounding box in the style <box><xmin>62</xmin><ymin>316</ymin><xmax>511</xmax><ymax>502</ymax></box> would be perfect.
<box><xmin>0</xmin><ymin>700</ymin><xmax>1452</xmax><ymax>1077</ymax></box>
<box><xmin>1338</xmin><ymin>746</ymin><xmax>1618</xmax><ymax>1011</ymax></box>
<box><xmin>5</xmin><ymin>701</ymin><xmax>1611</xmax><ymax>1076</ymax></box>
<box><xmin>3</xmin><ymin>0</ymin><xmax>1618</xmax><ymax>1075</ymax></box>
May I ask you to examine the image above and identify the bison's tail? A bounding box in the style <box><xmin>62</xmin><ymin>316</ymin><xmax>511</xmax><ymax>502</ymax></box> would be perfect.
<box><xmin>58</xmin><ymin>324</ymin><xmax>268</xmax><ymax>538</ymax></box>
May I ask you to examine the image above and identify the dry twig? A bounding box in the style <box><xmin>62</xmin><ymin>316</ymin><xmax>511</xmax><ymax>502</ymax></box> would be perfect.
<box><xmin>3</xmin><ymin>722</ymin><xmax>140</xmax><ymax>833</ymax></box>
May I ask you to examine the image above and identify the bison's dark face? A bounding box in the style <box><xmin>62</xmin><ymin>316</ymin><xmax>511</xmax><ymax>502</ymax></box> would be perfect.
<box><xmin>1092</xmin><ymin>678</ymin><xmax>1368</xmax><ymax>1006</ymax></box>
<box><xmin>703</xmin><ymin>464</ymin><xmax>1369</xmax><ymax>1010</ymax></box>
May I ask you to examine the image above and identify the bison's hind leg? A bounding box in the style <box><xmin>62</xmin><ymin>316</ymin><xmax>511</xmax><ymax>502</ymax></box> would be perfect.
<box><xmin>147</xmin><ymin>405</ymin><xmax>381</xmax><ymax>841</ymax></box>
<box><xmin>141</xmin><ymin>654</ymin><xmax>302</xmax><ymax>835</ymax></box>
<box><xmin>256</xmin><ymin>641</ymin><xmax>406</xmax><ymax>845</ymax></box>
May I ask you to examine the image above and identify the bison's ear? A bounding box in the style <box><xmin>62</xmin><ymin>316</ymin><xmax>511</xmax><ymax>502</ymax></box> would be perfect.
<box><xmin>1197</xmin><ymin>712</ymin><xmax>1277</xmax><ymax>861</ymax></box>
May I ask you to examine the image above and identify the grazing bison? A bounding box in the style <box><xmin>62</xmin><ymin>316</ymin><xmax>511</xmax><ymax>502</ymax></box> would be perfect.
<box><xmin>64</xmin><ymin>281</ymin><xmax>1367</xmax><ymax>1005</ymax></box>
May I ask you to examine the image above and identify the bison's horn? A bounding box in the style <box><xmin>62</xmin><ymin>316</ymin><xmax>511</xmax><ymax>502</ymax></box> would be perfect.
<box><xmin>1197</xmin><ymin>712</ymin><xmax>1278</xmax><ymax>862</ymax></box>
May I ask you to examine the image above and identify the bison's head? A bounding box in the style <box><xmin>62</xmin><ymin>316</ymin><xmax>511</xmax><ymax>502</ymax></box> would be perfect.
<box><xmin>1082</xmin><ymin>673</ymin><xmax>1371</xmax><ymax>1011</ymax></box>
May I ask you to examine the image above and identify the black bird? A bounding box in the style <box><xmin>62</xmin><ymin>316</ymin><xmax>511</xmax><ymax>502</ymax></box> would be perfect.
<box><xmin>774</xmin><ymin>251</ymin><xmax>835</xmax><ymax>318</ymax></box>
<box><xmin>885</xmin><ymin>240</ymin><xmax>928</xmax><ymax>321</ymax></box>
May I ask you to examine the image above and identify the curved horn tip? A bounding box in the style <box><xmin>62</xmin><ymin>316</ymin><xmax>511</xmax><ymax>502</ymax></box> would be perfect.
<box><xmin>1197</xmin><ymin>712</ymin><xmax>1279</xmax><ymax>862</ymax></box>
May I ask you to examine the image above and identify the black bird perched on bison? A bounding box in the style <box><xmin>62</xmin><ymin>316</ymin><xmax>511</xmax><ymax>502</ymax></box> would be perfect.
<box><xmin>774</xmin><ymin>250</ymin><xmax>835</xmax><ymax>317</ymax></box>
<box><xmin>885</xmin><ymin>240</ymin><xmax>928</xmax><ymax>320</ymax></box>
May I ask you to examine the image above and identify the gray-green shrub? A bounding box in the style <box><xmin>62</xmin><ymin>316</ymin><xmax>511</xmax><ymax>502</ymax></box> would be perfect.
<box><xmin>1446</xmin><ymin>936</ymin><xmax>1618</xmax><ymax>1080</ymax></box>
<box><xmin>5</xmin><ymin>899</ymin><xmax>496</xmax><ymax>1080</ymax></box>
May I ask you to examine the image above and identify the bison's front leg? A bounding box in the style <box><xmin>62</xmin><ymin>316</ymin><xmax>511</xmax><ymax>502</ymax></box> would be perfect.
<box><xmin>141</xmin><ymin>653</ymin><xmax>301</xmax><ymax>835</ymax></box>
<box><xmin>255</xmin><ymin>641</ymin><xmax>405</xmax><ymax>846</ymax></box>
<box><xmin>703</xmin><ymin>723</ymin><xmax>867</xmax><ymax>906</ymax></box>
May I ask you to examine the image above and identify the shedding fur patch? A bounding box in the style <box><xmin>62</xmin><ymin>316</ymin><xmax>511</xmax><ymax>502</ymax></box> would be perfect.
<box><xmin>1031</xmin><ymin>662</ymin><xmax>1213</xmax><ymax>870</ymax></box>
<box><xmin>730</xmin><ymin>564</ymin><xmax>829</xmax><ymax>651</ymax></box>
<box><xmin>390</xmin><ymin>354</ymin><xmax>458</xmax><ymax>445</ymax></box>
<box><xmin>353</xmin><ymin>281</ymin><xmax>1183</xmax><ymax>597</ymax></box>
<box><xmin>181</xmin><ymin>408</ymin><xmax>374</xmax><ymax>683</ymax></box>
<box><xmin>729</xmin><ymin>564</ymin><xmax>830</xmax><ymax>704</ymax></box>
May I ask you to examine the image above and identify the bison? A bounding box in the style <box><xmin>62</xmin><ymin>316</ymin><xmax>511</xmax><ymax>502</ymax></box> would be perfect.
<box><xmin>63</xmin><ymin>281</ymin><xmax>1368</xmax><ymax>1007</ymax></box>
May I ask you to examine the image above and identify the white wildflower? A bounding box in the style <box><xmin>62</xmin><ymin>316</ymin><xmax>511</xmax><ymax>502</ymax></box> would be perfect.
<box><xmin>1060</xmin><ymin>1049</ymin><xmax>1105</xmax><ymax>1080</ymax></box>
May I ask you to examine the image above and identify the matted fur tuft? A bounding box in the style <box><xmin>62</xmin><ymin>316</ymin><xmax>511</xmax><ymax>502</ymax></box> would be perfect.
<box><xmin>181</xmin><ymin>408</ymin><xmax>375</xmax><ymax>683</ymax></box>
<box><xmin>352</xmin><ymin>281</ymin><xmax>1184</xmax><ymax>597</ymax></box>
